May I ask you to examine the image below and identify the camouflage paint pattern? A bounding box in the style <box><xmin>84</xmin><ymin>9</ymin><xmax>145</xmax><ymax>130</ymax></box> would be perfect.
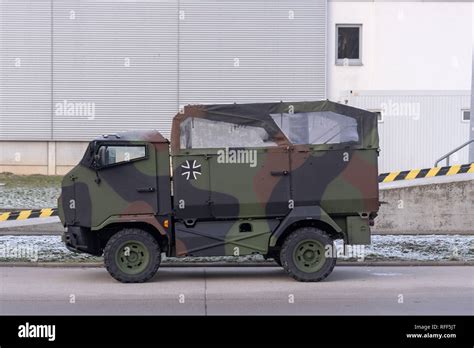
<box><xmin>170</xmin><ymin>101</ymin><xmax>379</xmax><ymax>256</ymax></box>
<box><xmin>59</xmin><ymin>100</ymin><xmax>380</xmax><ymax>258</ymax></box>
<box><xmin>59</xmin><ymin>130</ymin><xmax>172</xmax><ymax>254</ymax></box>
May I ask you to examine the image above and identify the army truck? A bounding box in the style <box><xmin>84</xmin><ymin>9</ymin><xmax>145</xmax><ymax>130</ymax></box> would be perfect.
<box><xmin>59</xmin><ymin>100</ymin><xmax>380</xmax><ymax>283</ymax></box>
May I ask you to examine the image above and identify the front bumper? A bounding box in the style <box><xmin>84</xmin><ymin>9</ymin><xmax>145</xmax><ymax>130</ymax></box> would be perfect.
<box><xmin>62</xmin><ymin>226</ymin><xmax>102</xmax><ymax>256</ymax></box>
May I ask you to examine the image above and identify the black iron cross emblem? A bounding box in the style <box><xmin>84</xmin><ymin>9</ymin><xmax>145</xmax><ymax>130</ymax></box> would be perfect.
<box><xmin>181</xmin><ymin>160</ymin><xmax>202</xmax><ymax>180</ymax></box>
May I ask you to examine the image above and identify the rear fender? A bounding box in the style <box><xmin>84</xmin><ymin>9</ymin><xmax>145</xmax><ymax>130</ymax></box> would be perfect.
<box><xmin>269</xmin><ymin>206</ymin><xmax>342</xmax><ymax>247</ymax></box>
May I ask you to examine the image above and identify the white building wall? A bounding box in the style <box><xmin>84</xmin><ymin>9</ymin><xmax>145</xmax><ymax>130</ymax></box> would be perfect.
<box><xmin>328</xmin><ymin>1</ymin><xmax>472</xmax><ymax>172</ymax></box>
<box><xmin>348</xmin><ymin>91</ymin><xmax>470</xmax><ymax>172</ymax></box>
<box><xmin>328</xmin><ymin>1</ymin><xmax>472</xmax><ymax>99</ymax></box>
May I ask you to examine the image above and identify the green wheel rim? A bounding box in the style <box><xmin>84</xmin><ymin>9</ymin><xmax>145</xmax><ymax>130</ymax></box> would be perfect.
<box><xmin>115</xmin><ymin>240</ymin><xmax>150</xmax><ymax>275</ymax></box>
<box><xmin>293</xmin><ymin>239</ymin><xmax>326</xmax><ymax>273</ymax></box>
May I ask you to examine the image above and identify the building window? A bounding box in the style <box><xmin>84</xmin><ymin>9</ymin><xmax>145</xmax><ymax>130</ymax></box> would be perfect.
<box><xmin>462</xmin><ymin>109</ymin><xmax>470</xmax><ymax>122</ymax></box>
<box><xmin>369</xmin><ymin>110</ymin><xmax>383</xmax><ymax>123</ymax></box>
<box><xmin>336</xmin><ymin>24</ymin><xmax>362</xmax><ymax>66</ymax></box>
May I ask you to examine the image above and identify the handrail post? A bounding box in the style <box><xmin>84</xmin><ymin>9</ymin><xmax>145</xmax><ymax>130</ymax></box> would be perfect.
<box><xmin>434</xmin><ymin>139</ymin><xmax>474</xmax><ymax>167</ymax></box>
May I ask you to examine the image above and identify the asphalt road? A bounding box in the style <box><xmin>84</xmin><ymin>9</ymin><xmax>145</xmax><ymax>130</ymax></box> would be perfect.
<box><xmin>0</xmin><ymin>266</ymin><xmax>472</xmax><ymax>315</ymax></box>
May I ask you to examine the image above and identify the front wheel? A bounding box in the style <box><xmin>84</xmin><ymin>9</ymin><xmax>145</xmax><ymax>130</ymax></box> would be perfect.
<box><xmin>280</xmin><ymin>227</ymin><xmax>336</xmax><ymax>282</ymax></box>
<box><xmin>104</xmin><ymin>228</ymin><xmax>161</xmax><ymax>283</ymax></box>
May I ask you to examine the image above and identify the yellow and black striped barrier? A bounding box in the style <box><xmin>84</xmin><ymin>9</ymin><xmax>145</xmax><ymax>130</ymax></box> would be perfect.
<box><xmin>0</xmin><ymin>208</ymin><xmax>58</xmax><ymax>222</ymax></box>
<box><xmin>378</xmin><ymin>163</ymin><xmax>474</xmax><ymax>183</ymax></box>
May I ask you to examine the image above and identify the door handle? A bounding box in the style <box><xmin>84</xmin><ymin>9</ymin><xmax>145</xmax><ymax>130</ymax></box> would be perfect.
<box><xmin>136</xmin><ymin>187</ymin><xmax>156</xmax><ymax>193</ymax></box>
<box><xmin>270</xmin><ymin>170</ymin><xmax>289</xmax><ymax>176</ymax></box>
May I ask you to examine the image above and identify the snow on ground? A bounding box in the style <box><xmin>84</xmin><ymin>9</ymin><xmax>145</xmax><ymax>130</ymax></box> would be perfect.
<box><xmin>0</xmin><ymin>235</ymin><xmax>472</xmax><ymax>263</ymax></box>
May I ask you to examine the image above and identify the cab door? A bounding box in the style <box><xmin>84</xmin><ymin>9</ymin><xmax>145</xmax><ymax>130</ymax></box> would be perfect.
<box><xmin>73</xmin><ymin>142</ymin><xmax>158</xmax><ymax>228</ymax></box>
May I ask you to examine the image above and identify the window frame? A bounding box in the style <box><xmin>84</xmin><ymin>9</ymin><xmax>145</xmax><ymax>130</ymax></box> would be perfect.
<box><xmin>461</xmin><ymin>109</ymin><xmax>470</xmax><ymax>123</ymax></box>
<box><xmin>93</xmin><ymin>142</ymin><xmax>148</xmax><ymax>169</ymax></box>
<box><xmin>335</xmin><ymin>24</ymin><xmax>363</xmax><ymax>66</ymax></box>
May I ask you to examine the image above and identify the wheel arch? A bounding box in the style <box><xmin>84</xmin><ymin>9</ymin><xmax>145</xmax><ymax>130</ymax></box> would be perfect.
<box><xmin>97</xmin><ymin>221</ymin><xmax>170</xmax><ymax>254</ymax></box>
<box><xmin>269</xmin><ymin>206</ymin><xmax>343</xmax><ymax>248</ymax></box>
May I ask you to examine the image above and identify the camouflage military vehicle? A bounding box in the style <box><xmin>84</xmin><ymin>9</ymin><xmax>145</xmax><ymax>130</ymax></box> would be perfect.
<box><xmin>59</xmin><ymin>100</ymin><xmax>379</xmax><ymax>283</ymax></box>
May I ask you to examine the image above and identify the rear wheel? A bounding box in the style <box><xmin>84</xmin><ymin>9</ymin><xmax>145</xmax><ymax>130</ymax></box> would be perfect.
<box><xmin>280</xmin><ymin>227</ymin><xmax>336</xmax><ymax>282</ymax></box>
<box><xmin>104</xmin><ymin>228</ymin><xmax>161</xmax><ymax>283</ymax></box>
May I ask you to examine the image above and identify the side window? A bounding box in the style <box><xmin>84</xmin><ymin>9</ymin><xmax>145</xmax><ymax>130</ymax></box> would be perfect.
<box><xmin>336</xmin><ymin>24</ymin><xmax>362</xmax><ymax>66</ymax></box>
<box><xmin>270</xmin><ymin>111</ymin><xmax>360</xmax><ymax>145</ymax></box>
<box><xmin>97</xmin><ymin>145</ymin><xmax>146</xmax><ymax>166</ymax></box>
<box><xmin>180</xmin><ymin>117</ymin><xmax>277</xmax><ymax>149</ymax></box>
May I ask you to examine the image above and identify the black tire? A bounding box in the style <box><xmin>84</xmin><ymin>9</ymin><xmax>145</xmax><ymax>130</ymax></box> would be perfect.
<box><xmin>280</xmin><ymin>227</ymin><xmax>336</xmax><ymax>282</ymax></box>
<box><xmin>104</xmin><ymin>228</ymin><xmax>161</xmax><ymax>283</ymax></box>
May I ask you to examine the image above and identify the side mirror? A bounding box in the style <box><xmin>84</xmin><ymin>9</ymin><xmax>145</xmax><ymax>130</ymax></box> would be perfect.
<box><xmin>93</xmin><ymin>145</ymin><xmax>107</xmax><ymax>168</ymax></box>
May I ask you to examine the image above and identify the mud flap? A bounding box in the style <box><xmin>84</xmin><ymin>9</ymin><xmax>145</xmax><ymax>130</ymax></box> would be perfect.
<box><xmin>346</xmin><ymin>216</ymin><xmax>371</xmax><ymax>245</ymax></box>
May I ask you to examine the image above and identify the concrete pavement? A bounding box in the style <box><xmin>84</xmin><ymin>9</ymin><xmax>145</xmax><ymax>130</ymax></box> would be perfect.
<box><xmin>1</xmin><ymin>266</ymin><xmax>473</xmax><ymax>315</ymax></box>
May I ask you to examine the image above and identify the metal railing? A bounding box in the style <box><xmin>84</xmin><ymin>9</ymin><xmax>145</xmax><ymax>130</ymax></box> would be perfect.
<box><xmin>434</xmin><ymin>139</ymin><xmax>474</xmax><ymax>167</ymax></box>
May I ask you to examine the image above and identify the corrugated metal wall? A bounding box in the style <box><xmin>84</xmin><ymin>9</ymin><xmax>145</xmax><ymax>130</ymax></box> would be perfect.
<box><xmin>348</xmin><ymin>91</ymin><xmax>471</xmax><ymax>173</ymax></box>
<box><xmin>0</xmin><ymin>0</ymin><xmax>52</xmax><ymax>140</ymax></box>
<box><xmin>52</xmin><ymin>0</ymin><xmax>178</xmax><ymax>140</ymax></box>
<box><xmin>0</xmin><ymin>0</ymin><xmax>327</xmax><ymax>140</ymax></box>
<box><xmin>178</xmin><ymin>0</ymin><xmax>327</xmax><ymax>105</ymax></box>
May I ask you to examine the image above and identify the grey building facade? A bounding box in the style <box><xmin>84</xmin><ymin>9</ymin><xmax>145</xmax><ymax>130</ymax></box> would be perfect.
<box><xmin>1</xmin><ymin>0</ymin><xmax>327</xmax><ymax>142</ymax></box>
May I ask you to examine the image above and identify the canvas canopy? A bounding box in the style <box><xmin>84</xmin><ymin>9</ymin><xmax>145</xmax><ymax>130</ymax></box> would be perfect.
<box><xmin>171</xmin><ymin>100</ymin><xmax>379</xmax><ymax>154</ymax></box>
